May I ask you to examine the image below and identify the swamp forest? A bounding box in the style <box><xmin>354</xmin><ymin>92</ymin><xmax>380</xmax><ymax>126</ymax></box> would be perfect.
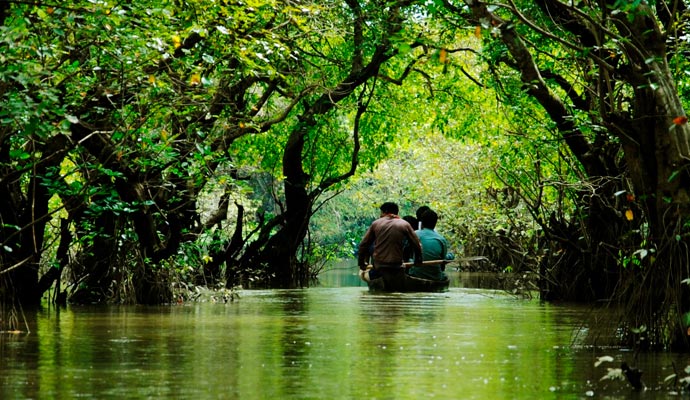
<box><xmin>2</xmin><ymin>0</ymin><xmax>690</xmax><ymax>352</ymax></box>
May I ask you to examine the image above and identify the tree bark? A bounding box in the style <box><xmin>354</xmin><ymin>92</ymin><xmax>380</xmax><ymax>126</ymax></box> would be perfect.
<box><xmin>1</xmin><ymin>135</ymin><xmax>69</xmax><ymax>305</ymax></box>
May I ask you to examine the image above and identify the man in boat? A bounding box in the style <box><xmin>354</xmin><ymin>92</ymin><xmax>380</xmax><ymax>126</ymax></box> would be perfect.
<box><xmin>415</xmin><ymin>205</ymin><xmax>430</xmax><ymax>230</ymax></box>
<box><xmin>407</xmin><ymin>209</ymin><xmax>454</xmax><ymax>281</ymax></box>
<box><xmin>358</xmin><ymin>202</ymin><xmax>422</xmax><ymax>282</ymax></box>
<box><xmin>401</xmin><ymin>215</ymin><xmax>419</xmax><ymax>261</ymax></box>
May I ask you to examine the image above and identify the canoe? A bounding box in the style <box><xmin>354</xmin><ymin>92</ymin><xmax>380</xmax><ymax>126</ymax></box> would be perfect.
<box><xmin>365</xmin><ymin>270</ymin><xmax>450</xmax><ymax>293</ymax></box>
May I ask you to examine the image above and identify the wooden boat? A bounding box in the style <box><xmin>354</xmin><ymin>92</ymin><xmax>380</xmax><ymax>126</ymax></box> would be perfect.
<box><xmin>362</xmin><ymin>260</ymin><xmax>451</xmax><ymax>293</ymax></box>
<box><xmin>366</xmin><ymin>272</ymin><xmax>450</xmax><ymax>293</ymax></box>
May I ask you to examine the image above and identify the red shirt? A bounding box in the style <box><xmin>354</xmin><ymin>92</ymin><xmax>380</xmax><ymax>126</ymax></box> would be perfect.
<box><xmin>358</xmin><ymin>214</ymin><xmax>422</xmax><ymax>268</ymax></box>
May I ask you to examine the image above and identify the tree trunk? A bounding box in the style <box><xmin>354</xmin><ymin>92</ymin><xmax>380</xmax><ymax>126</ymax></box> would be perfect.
<box><xmin>1</xmin><ymin>135</ymin><xmax>69</xmax><ymax>306</ymax></box>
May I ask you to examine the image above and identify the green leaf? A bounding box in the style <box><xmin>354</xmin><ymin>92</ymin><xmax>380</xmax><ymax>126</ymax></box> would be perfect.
<box><xmin>9</xmin><ymin>148</ymin><xmax>31</xmax><ymax>160</ymax></box>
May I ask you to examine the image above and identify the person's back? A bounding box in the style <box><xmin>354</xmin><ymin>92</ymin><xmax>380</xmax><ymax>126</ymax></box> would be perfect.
<box><xmin>358</xmin><ymin>202</ymin><xmax>422</xmax><ymax>282</ymax></box>
<box><xmin>408</xmin><ymin>209</ymin><xmax>452</xmax><ymax>281</ymax></box>
<box><xmin>368</xmin><ymin>217</ymin><xmax>416</xmax><ymax>265</ymax></box>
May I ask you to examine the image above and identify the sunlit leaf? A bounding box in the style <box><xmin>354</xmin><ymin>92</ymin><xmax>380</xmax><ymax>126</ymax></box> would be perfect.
<box><xmin>594</xmin><ymin>355</ymin><xmax>614</xmax><ymax>367</ymax></box>
<box><xmin>625</xmin><ymin>209</ymin><xmax>633</xmax><ymax>221</ymax></box>
<box><xmin>600</xmin><ymin>368</ymin><xmax>624</xmax><ymax>381</ymax></box>
<box><xmin>631</xmin><ymin>325</ymin><xmax>647</xmax><ymax>333</ymax></box>
<box><xmin>633</xmin><ymin>249</ymin><xmax>648</xmax><ymax>259</ymax></box>
<box><xmin>439</xmin><ymin>48</ymin><xmax>448</xmax><ymax>64</ymax></box>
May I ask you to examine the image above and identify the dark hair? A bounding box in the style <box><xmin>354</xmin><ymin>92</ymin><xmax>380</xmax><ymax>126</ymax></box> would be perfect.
<box><xmin>416</xmin><ymin>205</ymin><xmax>431</xmax><ymax>220</ymax></box>
<box><xmin>402</xmin><ymin>215</ymin><xmax>418</xmax><ymax>228</ymax></box>
<box><xmin>380</xmin><ymin>202</ymin><xmax>399</xmax><ymax>215</ymax></box>
<box><xmin>420</xmin><ymin>209</ymin><xmax>438</xmax><ymax>230</ymax></box>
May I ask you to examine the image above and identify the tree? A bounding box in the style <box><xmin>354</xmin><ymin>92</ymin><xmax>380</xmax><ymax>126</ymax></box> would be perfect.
<box><xmin>230</xmin><ymin>0</ymin><xmax>434</xmax><ymax>287</ymax></box>
<box><xmin>1</xmin><ymin>0</ymin><xmax>332</xmax><ymax>303</ymax></box>
<box><xmin>0</xmin><ymin>0</ymin><xmax>439</xmax><ymax>305</ymax></box>
<box><xmin>440</xmin><ymin>0</ymin><xmax>690</xmax><ymax>348</ymax></box>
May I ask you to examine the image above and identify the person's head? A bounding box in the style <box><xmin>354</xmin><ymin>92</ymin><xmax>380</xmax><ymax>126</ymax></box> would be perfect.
<box><xmin>420</xmin><ymin>209</ymin><xmax>438</xmax><ymax>230</ymax></box>
<box><xmin>416</xmin><ymin>205</ymin><xmax>431</xmax><ymax>220</ymax></box>
<box><xmin>402</xmin><ymin>215</ymin><xmax>418</xmax><ymax>228</ymax></box>
<box><xmin>380</xmin><ymin>202</ymin><xmax>399</xmax><ymax>215</ymax></box>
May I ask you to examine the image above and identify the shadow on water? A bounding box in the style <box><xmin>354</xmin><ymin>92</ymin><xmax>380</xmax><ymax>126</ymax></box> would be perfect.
<box><xmin>1</xmin><ymin>263</ymin><xmax>689</xmax><ymax>399</ymax></box>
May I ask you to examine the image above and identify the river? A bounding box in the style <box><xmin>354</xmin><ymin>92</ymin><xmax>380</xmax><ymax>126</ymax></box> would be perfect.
<box><xmin>1</xmin><ymin>268</ymin><xmax>689</xmax><ymax>399</ymax></box>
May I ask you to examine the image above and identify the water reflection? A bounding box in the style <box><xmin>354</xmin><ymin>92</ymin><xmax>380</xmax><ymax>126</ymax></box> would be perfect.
<box><xmin>2</xmin><ymin>279</ymin><xmax>689</xmax><ymax>399</ymax></box>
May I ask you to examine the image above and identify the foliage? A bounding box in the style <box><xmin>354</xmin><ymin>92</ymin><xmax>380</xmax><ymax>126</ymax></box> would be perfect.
<box><xmin>3</xmin><ymin>0</ymin><xmax>690</xmax><ymax>352</ymax></box>
<box><xmin>1</xmin><ymin>0</ymin><xmax>449</xmax><ymax>303</ymax></box>
<box><xmin>441</xmin><ymin>0</ymin><xmax>690</xmax><ymax>349</ymax></box>
<box><xmin>311</xmin><ymin>126</ymin><xmax>540</xmax><ymax>272</ymax></box>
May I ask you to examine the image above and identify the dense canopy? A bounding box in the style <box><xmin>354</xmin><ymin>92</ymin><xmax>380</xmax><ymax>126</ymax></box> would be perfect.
<box><xmin>2</xmin><ymin>0</ymin><xmax>690</xmax><ymax>349</ymax></box>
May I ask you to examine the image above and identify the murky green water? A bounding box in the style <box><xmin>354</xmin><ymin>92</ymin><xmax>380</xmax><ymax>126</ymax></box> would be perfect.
<box><xmin>1</xmin><ymin>270</ymin><xmax>688</xmax><ymax>399</ymax></box>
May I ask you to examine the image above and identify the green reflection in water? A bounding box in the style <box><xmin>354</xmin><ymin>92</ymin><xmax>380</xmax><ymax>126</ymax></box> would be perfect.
<box><xmin>0</xmin><ymin>286</ymin><xmax>681</xmax><ymax>399</ymax></box>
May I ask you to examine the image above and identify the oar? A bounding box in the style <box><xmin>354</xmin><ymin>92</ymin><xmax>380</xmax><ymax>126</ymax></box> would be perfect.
<box><xmin>363</xmin><ymin>260</ymin><xmax>456</xmax><ymax>271</ymax></box>
<box><xmin>402</xmin><ymin>260</ymin><xmax>455</xmax><ymax>269</ymax></box>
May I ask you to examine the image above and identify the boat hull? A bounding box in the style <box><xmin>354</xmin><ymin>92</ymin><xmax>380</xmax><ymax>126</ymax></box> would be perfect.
<box><xmin>366</xmin><ymin>271</ymin><xmax>449</xmax><ymax>293</ymax></box>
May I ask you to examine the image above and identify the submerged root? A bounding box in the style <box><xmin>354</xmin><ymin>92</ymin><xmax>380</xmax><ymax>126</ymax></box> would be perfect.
<box><xmin>172</xmin><ymin>282</ymin><xmax>240</xmax><ymax>304</ymax></box>
<box><xmin>0</xmin><ymin>302</ymin><xmax>30</xmax><ymax>334</ymax></box>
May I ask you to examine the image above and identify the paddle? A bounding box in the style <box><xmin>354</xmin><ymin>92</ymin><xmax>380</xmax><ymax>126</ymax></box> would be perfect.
<box><xmin>360</xmin><ymin>259</ymin><xmax>460</xmax><ymax>283</ymax></box>
<box><xmin>363</xmin><ymin>257</ymin><xmax>487</xmax><ymax>271</ymax></box>
<box><xmin>402</xmin><ymin>259</ymin><xmax>454</xmax><ymax>269</ymax></box>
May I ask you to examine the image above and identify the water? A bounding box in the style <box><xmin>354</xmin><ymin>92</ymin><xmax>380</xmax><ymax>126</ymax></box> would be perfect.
<box><xmin>1</xmin><ymin>269</ymin><xmax>689</xmax><ymax>399</ymax></box>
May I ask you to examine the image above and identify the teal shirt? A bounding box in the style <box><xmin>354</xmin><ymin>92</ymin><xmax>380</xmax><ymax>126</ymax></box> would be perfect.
<box><xmin>407</xmin><ymin>228</ymin><xmax>452</xmax><ymax>281</ymax></box>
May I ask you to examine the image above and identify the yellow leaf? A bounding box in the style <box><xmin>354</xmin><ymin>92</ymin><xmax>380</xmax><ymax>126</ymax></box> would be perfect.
<box><xmin>439</xmin><ymin>48</ymin><xmax>448</xmax><ymax>64</ymax></box>
<box><xmin>474</xmin><ymin>26</ymin><xmax>482</xmax><ymax>39</ymax></box>
<box><xmin>148</xmin><ymin>75</ymin><xmax>156</xmax><ymax>84</ymax></box>
<box><xmin>172</xmin><ymin>35</ymin><xmax>182</xmax><ymax>49</ymax></box>
<box><xmin>625</xmin><ymin>209</ymin><xmax>634</xmax><ymax>221</ymax></box>
<box><xmin>189</xmin><ymin>73</ymin><xmax>201</xmax><ymax>86</ymax></box>
<box><xmin>161</xmin><ymin>130</ymin><xmax>168</xmax><ymax>140</ymax></box>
